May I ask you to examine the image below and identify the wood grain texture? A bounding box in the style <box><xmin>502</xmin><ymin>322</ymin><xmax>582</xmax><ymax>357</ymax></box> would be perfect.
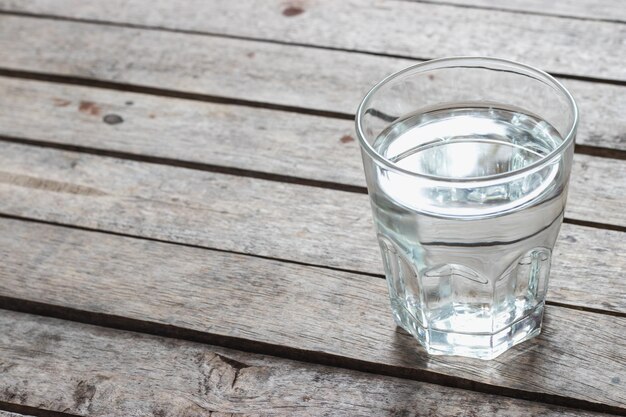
<box><xmin>0</xmin><ymin>17</ymin><xmax>624</xmax><ymax>153</ymax></box>
<box><xmin>1</xmin><ymin>311</ymin><xmax>615</xmax><ymax>417</ymax></box>
<box><xmin>0</xmin><ymin>0</ymin><xmax>624</xmax><ymax>81</ymax></box>
<box><xmin>0</xmin><ymin>142</ymin><xmax>623</xmax><ymax>314</ymax></box>
<box><xmin>0</xmin><ymin>79</ymin><xmax>624</xmax><ymax>196</ymax></box>
<box><xmin>0</xmin><ymin>77</ymin><xmax>362</xmax><ymax>187</ymax></box>
<box><xmin>566</xmin><ymin>155</ymin><xmax>626</xmax><ymax>227</ymax></box>
<box><xmin>0</xmin><ymin>79</ymin><xmax>624</xmax><ymax>230</ymax></box>
<box><xmin>415</xmin><ymin>0</ymin><xmax>626</xmax><ymax>22</ymax></box>
<box><xmin>0</xmin><ymin>3</ymin><xmax>621</xmax><ymax>416</ymax></box>
<box><xmin>0</xmin><ymin>219</ymin><xmax>624</xmax><ymax>410</ymax></box>
<box><xmin>0</xmin><ymin>138</ymin><xmax>623</xmax><ymax>247</ymax></box>
<box><xmin>0</xmin><ymin>213</ymin><xmax>623</xmax><ymax>317</ymax></box>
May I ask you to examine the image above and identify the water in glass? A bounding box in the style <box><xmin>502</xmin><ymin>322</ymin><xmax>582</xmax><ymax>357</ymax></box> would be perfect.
<box><xmin>371</xmin><ymin>106</ymin><xmax>568</xmax><ymax>359</ymax></box>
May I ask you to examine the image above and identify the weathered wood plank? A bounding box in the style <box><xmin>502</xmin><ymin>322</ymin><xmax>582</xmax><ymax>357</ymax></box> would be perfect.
<box><xmin>0</xmin><ymin>77</ymin><xmax>362</xmax><ymax>187</ymax></box>
<box><xmin>0</xmin><ymin>413</ymin><xmax>35</xmax><ymax>417</ymax></box>
<box><xmin>0</xmin><ymin>142</ymin><xmax>623</xmax><ymax>313</ymax></box>
<box><xmin>0</xmin><ymin>17</ymin><xmax>624</xmax><ymax>152</ymax></box>
<box><xmin>1</xmin><ymin>311</ymin><xmax>614</xmax><ymax>417</ymax></box>
<box><xmin>550</xmin><ymin>224</ymin><xmax>624</xmax><ymax>313</ymax></box>
<box><xmin>0</xmin><ymin>135</ymin><xmax>622</xmax><ymax>237</ymax></box>
<box><xmin>566</xmin><ymin>155</ymin><xmax>626</xmax><ymax>227</ymax></box>
<box><xmin>0</xmin><ymin>78</ymin><xmax>624</xmax><ymax>200</ymax></box>
<box><xmin>0</xmin><ymin>78</ymin><xmax>624</xmax><ymax>229</ymax></box>
<box><xmin>0</xmin><ymin>0</ymin><xmax>624</xmax><ymax>81</ymax></box>
<box><xmin>418</xmin><ymin>0</ymin><xmax>626</xmax><ymax>22</ymax></box>
<box><xmin>0</xmin><ymin>220</ymin><xmax>624</xmax><ymax>410</ymax></box>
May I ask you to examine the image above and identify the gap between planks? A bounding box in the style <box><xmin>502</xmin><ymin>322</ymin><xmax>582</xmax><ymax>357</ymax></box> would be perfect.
<box><xmin>0</xmin><ymin>297</ymin><xmax>624</xmax><ymax>415</ymax></box>
<box><xmin>0</xmin><ymin>139</ymin><xmax>623</xmax><ymax>304</ymax></box>
<box><xmin>0</xmin><ymin>404</ymin><xmax>78</xmax><ymax>417</ymax></box>
<box><xmin>0</xmin><ymin>69</ymin><xmax>623</xmax><ymax>163</ymax></box>
<box><xmin>399</xmin><ymin>0</ymin><xmax>626</xmax><ymax>24</ymax></box>
<box><xmin>0</xmin><ymin>10</ymin><xmax>624</xmax><ymax>88</ymax></box>
<box><xmin>0</xmin><ymin>69</ymin><xmax>354</xmax><ymax>121</ymax></box>
<box><xmin>0</xmin><ymin>135</ymin><xmax>623</xmax><ymax>234</ymax></box>
<box><xmin>0</xmin><ymin>207</ymin><xmax>623</xmax><ymax>410</ymax></box>
<box><xmin>1</xmin><ymin>212</ymin><xmax>623</xmax><ymax>319</ymax></box>
<box><xmin>0</xmin><ymin>211</ymin><xmax>383</xmax><ymax>280</ymax></box>
<box><xmin>0</xmin><ymin>73</ymin><xmax>623</xmax><ymax>230</ymax></box>
<box><xmin>0</xmin><ymin>14</ymin><xmax>624</xmax><ymax>156</ymax></box>
<box><xmin>1</xmin><ymin>310</ymin><xmax>620</xmax><ymax>417</ymax></box>
<box><xmin>0</xmin><ymin>4</ymin><xmax>620</xmax><ymax>414</ymax></box>
<box><xmin>0</xmin><ymin>216</ymin><xmax>626</xmax><ymax>412</ymax></box>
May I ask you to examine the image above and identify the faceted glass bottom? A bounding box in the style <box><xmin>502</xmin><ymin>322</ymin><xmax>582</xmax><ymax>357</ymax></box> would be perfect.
<box><xmin>391</xmin><ymin>299</ymin><xmax>544</xmax><ymax>360</ymax></box>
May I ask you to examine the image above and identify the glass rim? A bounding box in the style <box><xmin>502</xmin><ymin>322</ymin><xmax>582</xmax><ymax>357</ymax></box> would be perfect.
<box><xmin>355</xmin><ymin>56</ymin><xmax>579</xmax><ymax>183</ymax></box>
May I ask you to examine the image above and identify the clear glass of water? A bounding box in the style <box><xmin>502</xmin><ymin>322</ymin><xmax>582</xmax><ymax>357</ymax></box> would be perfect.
<box><xmin>355</xmin><ymin>57</ymin><xmax>578</xmax><ymax>359</ymax></box>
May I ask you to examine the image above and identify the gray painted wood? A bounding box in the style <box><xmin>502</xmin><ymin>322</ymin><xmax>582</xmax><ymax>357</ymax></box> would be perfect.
<box><xmin>0</xmin><ymin>220</ymin><xmax>624</xmax><ymax>410</ymax></box>
<box><xmin>0</xmin><ymin>17</ymin><xmax>624</xmax><ymax>154</ymax></box>
<box><xmin>416</xmin><ymin>0</ymin><xmax>626</xmax><ymax>22</ymax></box>
<box><xmin>0</xmin><ymin>0</ymin><xmax>624</xmax><ymax>81</ymax></box>
<box><xmin>0</xmin><ymin>311</ymin><xmax>614</xmax><ymax>417</ymax></box>
<box><xmin>0</xmin><ymin>78</ymin><xmax>623</xmax><ymax>196</ymax></box>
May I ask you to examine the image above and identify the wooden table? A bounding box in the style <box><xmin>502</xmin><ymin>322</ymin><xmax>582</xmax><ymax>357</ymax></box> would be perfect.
<box><xmin>0</xmin><ymin>1</ymin><xmax>624</xmax><ymax>416</ymax></box>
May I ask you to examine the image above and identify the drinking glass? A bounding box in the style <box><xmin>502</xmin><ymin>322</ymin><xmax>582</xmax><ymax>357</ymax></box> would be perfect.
<box><xmin>355</xmin><ymin>57</ymin><xmax>578</xmax><ymax>359</ymax></box>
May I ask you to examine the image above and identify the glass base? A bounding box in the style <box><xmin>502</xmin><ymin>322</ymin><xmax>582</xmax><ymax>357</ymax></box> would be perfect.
<box><xmin>392</xmin><ymin>301</ymin><xmax>544</xmax><ymax>360</ymax></box>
